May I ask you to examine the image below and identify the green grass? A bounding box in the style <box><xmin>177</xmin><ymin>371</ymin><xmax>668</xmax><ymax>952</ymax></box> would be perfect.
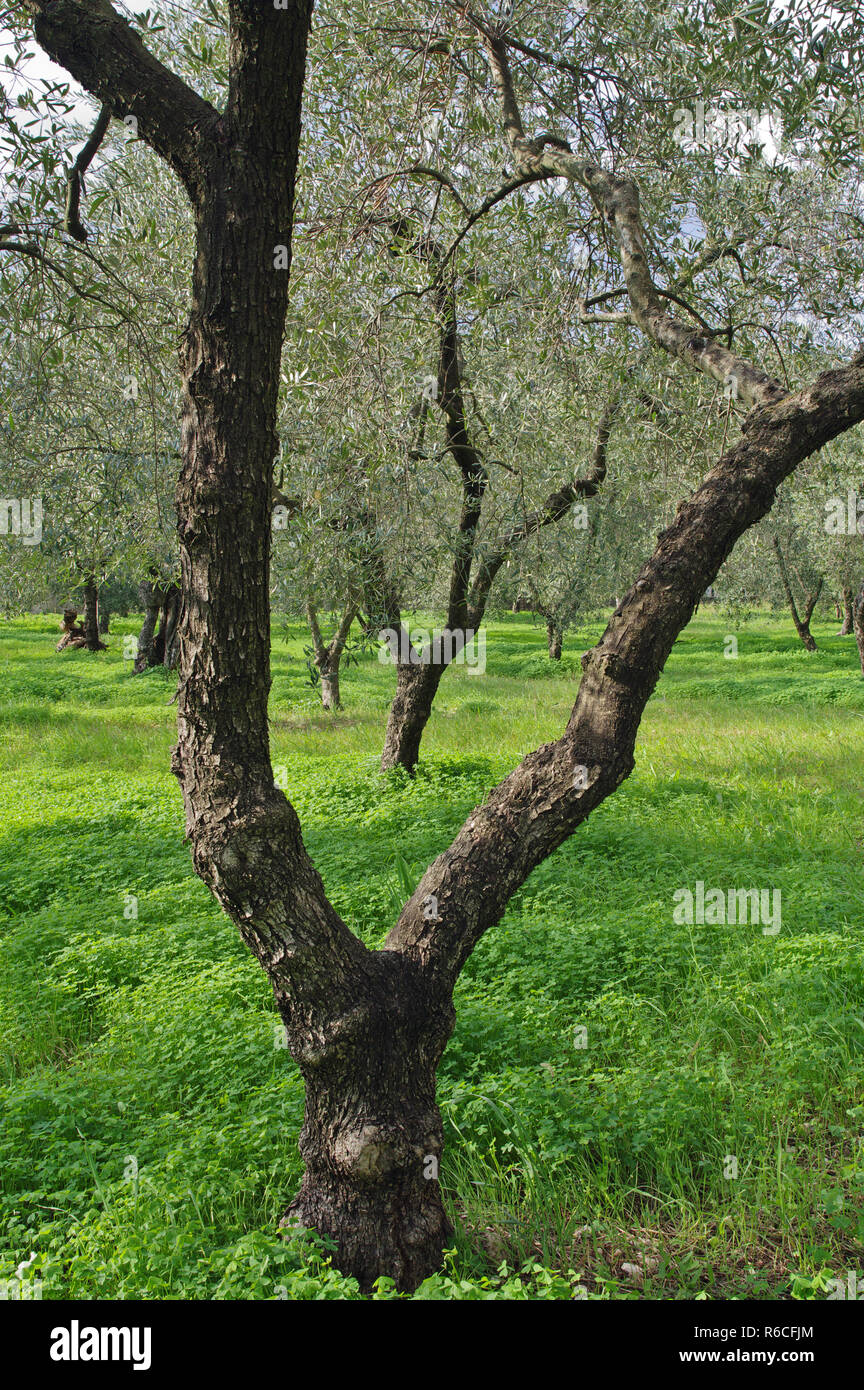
<box><xmin>0</xmin><ymin>608</ymin><xmax>863</xmax><ymax>1300</ymax></box>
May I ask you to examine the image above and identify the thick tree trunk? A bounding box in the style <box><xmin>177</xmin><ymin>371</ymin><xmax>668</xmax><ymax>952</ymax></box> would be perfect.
<box><xmin>81</xmin><ymin>577</ymin><xmax>106</xmax><ymax>651</ymax></box>
<box><xmin>854</xmin><ymin>584</ymin><xmax>864</xmax><ymax>674</ymax></box>
<box><xmin>380</xmin><ymin>659</ymin><xmax>446</xmax><ymax>772</ymax></box>
<box><xmin>160</xmin><ymin>0</ymin><xmax>447</xmax><ymax>1293</ymax></box>
<box><xmin>320</xmin><ymin>666</ymin><xmax>341</xmax><ymax>711</ymax></box>
<box><xmin>839</xmin><ymin>586</ymin><xmax>854</xmax><ymax>635</ymax></box>
<box><xmin>282</xmin><ymin>956</ymin><xmax>454</xmax><ymax>1291</ymax></box>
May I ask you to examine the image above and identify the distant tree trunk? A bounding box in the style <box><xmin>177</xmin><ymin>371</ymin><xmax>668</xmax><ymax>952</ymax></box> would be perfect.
<box><xmin>772</xmin><ymin>538</ymin><xmax>821</xmax><ymax>650</ymax></box>
<box><xmin>305</xmin><ymin>601</ymin><xmax>355</xmax><ymax>711</ymax></box>
<box><xmin>98</xmin><ymin>605</ymin><xmax>110</xmax><ymax>635</ymax></box>
<box><xmin>134</xmin><ymin>581</ymin><xmax>180</xmax><ymax>672</ymax></box>
<box><xmin>160</xmin><ymin>584</ymin><xmax>181</xmax><ymax>670</ymax></box>
<box><xmin>381</xmin><ymin>657</ymin><xmax>446</xmax><ymax>772</ymax></box>
<box><xmin>546</xmin><ymin>614</ymin><xmax>563</xmax><ymax>660</ymax></box>
<box><xmin>375</xmin><ymin>245</ymin><xmax>615</xmax><ymax>774</ymax></box>
<box><xmin>854</xmin><ymin>584</ymin><xmax>864</xmax><ymax>674</ymax></box>
<box><xmin>56</xmin><ymin>608</ymin><xmax>86</xmax><ymax>651</ymax></box>
<box><xmin>81</xmin><ymin>577</ymin><xmax>107</xmax><ymax>651</ymax></box>
<box><xmin>839</xmin><ymin>586</ymin><xmax>854</xmax><ymax>635</ymax></box>
<box><xmin>319</xmin><ymin>668</ymin><xmax>339</xmax><ymax>710</ymax></box>
<box><xmin>134</xmin><ymin>581</ymin><xmax>162</xmax><ymax>672</ymax></box>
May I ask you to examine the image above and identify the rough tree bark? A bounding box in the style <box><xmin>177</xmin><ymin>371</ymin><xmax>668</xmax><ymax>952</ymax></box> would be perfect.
<box><xmin>771</xmin><ymin>536</ymin><xmax>822</xmax><ymax>651</ymax></box>
<box><xmin>27</xmin><ymin>2</ymin><xmax>864</xmax><ymax>1292</ymax></box>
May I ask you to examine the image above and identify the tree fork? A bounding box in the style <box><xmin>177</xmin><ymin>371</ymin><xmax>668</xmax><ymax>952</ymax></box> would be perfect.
<box><xmin>772</xmin><ymin>536</ymin><xmax>821</xmax><ymax>651</ymax></box>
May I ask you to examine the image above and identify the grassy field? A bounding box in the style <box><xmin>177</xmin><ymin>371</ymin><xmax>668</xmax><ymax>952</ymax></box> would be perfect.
<box><xmin>1</xmin><ymin>609</ymin><xmax>862</xmax><ymax>1300</ymax></box>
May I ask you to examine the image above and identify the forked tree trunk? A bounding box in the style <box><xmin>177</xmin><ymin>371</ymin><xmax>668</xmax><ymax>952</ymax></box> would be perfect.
<box><xmin>374</xmin><ymin>250</ymin><xmax>612</xmax><ymax>775</ymax></box>
<box><xmin>134</xmin><ymin>581</ymin><xmax>180</xmax><ymax>672</ymax></box>
<box><xmin>772</xmin><ymin>538</ymin><xmax>821</xmax><ymax>650</ymax></box>
<box><xmin>305</xmin><ymin>600</ymin><xmax>355</xmax><ymax>711</ymax></box>
<box><xmin>134</xmin><ymin>581</ymin><xmax>162</xmax><ymax>672</ymax></box>
<box><xmin>380</xmin><ymin>659</ymin><xmax>446</xmax><ymax>772</ymax></box>
<box><xmin>839</xmin><ymin>586</ymin><xmax>854</xmax><ymax>635</ymax></box>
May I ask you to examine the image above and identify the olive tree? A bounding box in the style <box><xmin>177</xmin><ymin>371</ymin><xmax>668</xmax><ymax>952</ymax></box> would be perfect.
<box><xmin>14</xmin><ymin>0</ymin><xmax>864</xmax><ymax>1290</ymax></box>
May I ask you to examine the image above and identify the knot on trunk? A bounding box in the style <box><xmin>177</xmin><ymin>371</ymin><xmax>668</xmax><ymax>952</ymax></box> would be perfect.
<box><xmin>334</xmin><ymin>1124</ymin><xmax>395</xmax><ymax>1181</ymax></box>
<box><xmin>332</xmin><ymin>1120</ymin><xmax>440</xmax><ymax>1186</ymax></box>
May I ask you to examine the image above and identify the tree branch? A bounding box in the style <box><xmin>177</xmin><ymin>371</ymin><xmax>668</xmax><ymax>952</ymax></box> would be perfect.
<box><xmin>480</xmin><ymin>31</ymin><xmax>787</xmax><ymax>410</ymax></box>
<box><xmin>24</xmin><ymin>0</ymin><xmax>220</xmax><ymax>202</ymax></box>
<box><xmin>466</xmin><ymin>394</ymin><xmax>619</xmax><ymax>626</ymax></box>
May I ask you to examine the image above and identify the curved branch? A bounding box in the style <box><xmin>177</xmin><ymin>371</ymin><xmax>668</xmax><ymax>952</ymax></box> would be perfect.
<box><xmin>466</xmin><ymin>394</ymin><xmax>619</xmax><ymax>626</ymax></box>
<box><xmin>23</xmin><ymin>0</ymin><xmax>219</xmax><ymax>202</ymax></box>
<box><xmin>361</xmin><ymin>166</ymin><xmax>471</xmax><ymax>214</ymax></box>
<box><xmin>387</xmin><ymin>350</ymin><xmax>864</xmax><ymax>982</ymax></box>
<box><xmin>480</xmin><ymin>31</ymin><xmax>788</xmax><ymax>410</ymax></box>
<box><xmin>64</xmin><ymin>101</ymin><xmax>112</xmax><ymax>242</ymax></box>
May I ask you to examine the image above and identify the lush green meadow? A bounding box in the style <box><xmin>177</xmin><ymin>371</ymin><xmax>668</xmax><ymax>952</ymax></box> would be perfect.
<box><xmin>1</xmin><ymin>610</ymin><xmax>862</xmax><ymax>1300</ymax></box>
